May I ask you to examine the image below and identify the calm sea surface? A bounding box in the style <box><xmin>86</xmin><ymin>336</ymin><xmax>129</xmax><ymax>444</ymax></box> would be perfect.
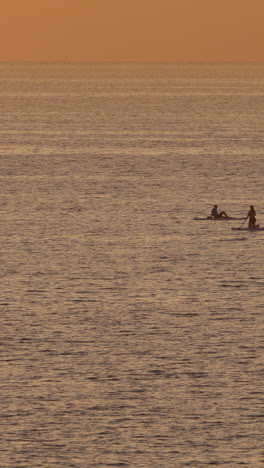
<box><xmin>0</xmin><ymin>63</ymin><xmax>264</xmax><ymax>467</ymax></box>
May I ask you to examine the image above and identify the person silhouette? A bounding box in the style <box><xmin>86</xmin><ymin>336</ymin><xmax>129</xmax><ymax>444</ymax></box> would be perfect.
<box><xmin>210</xmin><ymin>205</ymin><xmax>229</xmax><ymax>219</ymax></box>
<box><xmin>247</xmin><ymin>205</ymin><xmax>259</xmax><ymax>229</ymax></box>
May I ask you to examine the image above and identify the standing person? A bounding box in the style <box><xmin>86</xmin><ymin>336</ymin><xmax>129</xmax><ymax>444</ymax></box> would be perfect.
<box><xmin>247</xmin><ymin>205</ymin><xmax>258</xmax><ymax>229</ymax></box>
<box><xmin>210</xmin><ymin>205</ymin><xmax>229</xmax><ymax>219</ymax></box>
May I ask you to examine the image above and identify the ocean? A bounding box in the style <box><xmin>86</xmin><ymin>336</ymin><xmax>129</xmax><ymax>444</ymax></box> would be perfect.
<box><xmin>0</xmin><ymin>62</ymin><xmax>264</xmax><ymax>467</ymax></box>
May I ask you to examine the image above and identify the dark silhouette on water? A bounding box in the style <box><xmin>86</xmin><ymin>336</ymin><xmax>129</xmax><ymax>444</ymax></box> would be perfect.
<box><xmin>208</xmin><ymin>204</ymin><xmax>229</xmax><ymax>219</ymax></box>
<box><xmin>247</xmin><ymin>205</ymin><xmax>259</xmax><ymax>229</ymax></box>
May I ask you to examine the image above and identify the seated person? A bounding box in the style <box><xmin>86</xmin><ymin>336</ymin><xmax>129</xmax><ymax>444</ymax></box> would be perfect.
<box><xmin>210</xmin><ymin>205</ymin><xmax>229</xmax><ymax>219</ymax></box>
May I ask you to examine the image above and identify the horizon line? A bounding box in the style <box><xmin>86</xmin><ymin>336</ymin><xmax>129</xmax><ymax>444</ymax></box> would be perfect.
<box><xmin>0</xmin><ymin>60</ymin><xmax>264</xmax><ymax>65</ymax></box>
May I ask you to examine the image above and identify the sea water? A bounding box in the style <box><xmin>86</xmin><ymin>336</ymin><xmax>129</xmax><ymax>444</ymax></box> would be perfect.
<box><xmin>0</xmin><ymin>63</ymin><xmax>264</xmax><ymax>467</ymax></box>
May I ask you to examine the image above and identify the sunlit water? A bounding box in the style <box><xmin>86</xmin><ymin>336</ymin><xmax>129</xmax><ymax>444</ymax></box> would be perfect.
<box><xmin>1</xmin><ymin>63</ymin><xmax>264</xmax><ymax>467</ymax></box>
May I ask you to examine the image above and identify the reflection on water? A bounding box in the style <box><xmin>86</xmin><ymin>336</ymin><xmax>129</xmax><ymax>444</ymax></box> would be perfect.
<box><xmin>1</xmin><ymin>63</ymin><xmax>264</xmax><ymax>467</ymax></box>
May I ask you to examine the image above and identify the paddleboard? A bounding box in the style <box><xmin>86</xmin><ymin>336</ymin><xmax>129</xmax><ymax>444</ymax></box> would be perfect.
<box><xmin>194</xmin><ymin>217</ymin><xmax>245</xmax><ymax>221</ymax></box>
<box><xmin>231</xmin><ymin>227</ymin><xmax>264</xmax><ymax>231</ymax></box>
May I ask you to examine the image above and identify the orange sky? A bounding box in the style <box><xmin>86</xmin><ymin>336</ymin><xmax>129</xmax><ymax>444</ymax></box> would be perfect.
<box><xmin>1</xmin><ymin>0</ymin><xmax>264</xmax><ymax>62</ymax></box>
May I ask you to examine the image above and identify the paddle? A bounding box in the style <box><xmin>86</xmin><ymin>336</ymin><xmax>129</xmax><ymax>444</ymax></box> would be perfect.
<box><xmin>238</xmin><ymin>217</ymin><xmax>247</xmax><ymax>230</ymax></box>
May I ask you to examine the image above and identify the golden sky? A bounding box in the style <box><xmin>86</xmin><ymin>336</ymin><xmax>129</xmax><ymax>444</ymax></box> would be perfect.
<box><xmin>1</xmin><ymin>0</ymin><xmax>264</xmax><ymax>62</ymax></box>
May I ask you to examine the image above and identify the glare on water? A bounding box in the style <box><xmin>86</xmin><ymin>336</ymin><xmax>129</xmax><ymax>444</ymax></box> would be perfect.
<box><xmin>0</xmin><ymin>63</ymin><xmax>264</xmax><ymax>467</ymax></box>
